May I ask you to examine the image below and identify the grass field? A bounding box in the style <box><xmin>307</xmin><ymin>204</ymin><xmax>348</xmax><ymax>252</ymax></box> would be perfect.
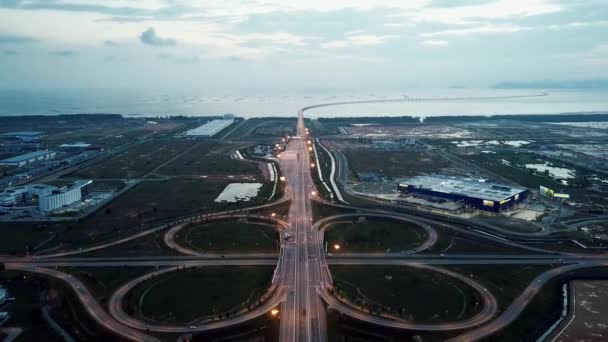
<box><xmin>330</xmin><ymin>265</ymin><xmax>482</xmax><ymax>322</ymax></box>
<box><xmin>175</xmin><ymin>220</ymin><xmax>279</xmax><ymax>253</ymax></box>
<box><xmin>130</xmin><ymin>266</ymin><xmax>274</xmax><ymax>323</ymax></box>
<box><xmin>62</xmin><ymin>179</ymin><xmax>229</xmax><ymax>237</ymax></box>
<box><xmin>343</xmin><ymin>149</ymin><xmax>453</xmax><ymax>179</ymax></box>
<box><xmin>157</xmin><ymin>142</ymin><xmax>259</xmax><ymax>176</ymax></box>
<box><xmin>324</xmin><ymin>218</ymin><xmax>428</xmax><ymax>253</ymax></box>
<box><xmin>69</xmin><ymin>139</ymin><xmax>195</xmax><ymax>179</ymax></box>
<box><xmin>0</xmin><ymin>223</ymin><xmax>62</xmax><ymax>254</ymax></box>
<box><xmin>46</xmin><ymin>126</ymin><xmax>154</xmax><ymax>148</ymax></box>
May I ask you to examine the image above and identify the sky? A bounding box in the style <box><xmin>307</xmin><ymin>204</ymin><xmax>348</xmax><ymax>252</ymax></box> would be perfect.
<box><xmin>0</xmin><ymin>0</ymin><xmax>607</xmax><ymax>90</ymax></box>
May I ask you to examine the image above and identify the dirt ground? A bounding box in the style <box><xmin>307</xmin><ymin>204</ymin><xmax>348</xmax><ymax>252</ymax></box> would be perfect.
<box><xmin>551</xmin><ymin>280</ymin><xmax>608</xmax><ymax>341</ymax></box>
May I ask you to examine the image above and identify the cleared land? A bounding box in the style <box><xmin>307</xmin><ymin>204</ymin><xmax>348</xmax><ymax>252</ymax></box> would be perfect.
<box><xmin>175</xmin><ymin>220</ymin><xmax>279</xmax><ymax>253</ymax></box>
<box><xmin>550</xmin><ymin>280</ymin><xmax>608</xmax><ymax>341</ymax></box>
<box><xmin>457</xmin><ymin>151</ymin><xmax>583</xmax><ymax>189</ymax></box>
<box><xmin>324</xmin><ymin>218</ymin><xmax>428</xmax><ymax>253</ymax></box>
<box><xmin>68</xmin><ymin>139</ymin><xmax>195</xmax><ymax>179</ymax></box>
<box><xmin>343</xmin><ymin>150</ymin><xmax>453</xmax><ymax>179</ymax></box>
<box><xmin>129</xmin><ymin>266</ymin><xmax>274</xmax><ymax>323</ymax></box>
<box><xmin>330</xmin><ymin>265</ymin><xmax>482</xmax><ymax>322</ymax></box>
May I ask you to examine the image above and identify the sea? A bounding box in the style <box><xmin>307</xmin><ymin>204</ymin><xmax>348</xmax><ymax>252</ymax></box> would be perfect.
<box><xmin>0</xmin><ymin>88</ymin><xmax>607</xmax><ymax>119</ymax></box>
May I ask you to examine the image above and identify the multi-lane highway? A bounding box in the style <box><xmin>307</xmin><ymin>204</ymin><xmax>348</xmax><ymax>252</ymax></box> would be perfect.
<box><xmin>278</xmin><ymin>113</ymin><xmax>327</xmax><ymax>342</ymax></box>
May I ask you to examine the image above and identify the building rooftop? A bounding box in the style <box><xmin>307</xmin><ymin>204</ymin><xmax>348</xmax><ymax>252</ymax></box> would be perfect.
<box><xmin>0</xmin><ymin>151</ymin><xmax>54</xmax><ymax>163</ymax></box>
<box><xmin>56</xmin><ymin>179</ymin><xmax>93</xmax><ymax>193</ymax></box>
<box><xmin>185</xmin><ymin>119</ymin><xmax>234</xmax><ymax>137</ymax></box>
<box><xmin>0</xmin><ymin>150</ymin><xmax>55</xmax><ymax>163</ymax></box>
<box><xmin>0</xmin><ymin>131</ymin><xmax>46</xmax><ymax>137</ymax></box>
<box><xmin>60</xmin><ymin>142</ymin><xmax>91</xmax><ymax>148</ymax></box>
<box><xmin>399</xmin><ymin>175</ymin><xmax>527</xmax><ymax>202</ymax></box>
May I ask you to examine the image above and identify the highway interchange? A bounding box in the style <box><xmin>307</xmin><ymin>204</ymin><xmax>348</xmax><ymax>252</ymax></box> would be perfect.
<box><xmin>1</xmin><ymin>105</ymin><xmax>608</xmax><ymax>341</ymax></box>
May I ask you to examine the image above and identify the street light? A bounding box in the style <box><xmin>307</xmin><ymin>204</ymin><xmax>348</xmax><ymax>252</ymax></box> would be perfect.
<box><xmin>311</xmin><ymin>191</ymin><xmax>317</xmax><ymax>196</ymax></box>
<box><xmin>271</xmin><ymin>309</ymin><xmax>279</xmax><ymax>316</ymax></box>
<box><xmin>280</xmin><ymin>176</ymin><xmax>286</xmax><ymax>181</ymax></box>
<box><xmin>271</xmin><ymin>213</ymin><xmax>276</xmax><ymax>217</ymax></box>
<box><xmin>334</xmin><ymin>244</ymin><xmax>341</xmax><ymax>251</ymax></box>
<box><xmin>311</xmin><ymin>163</ymin><xmax>315</xmax><ymax>168</ymax></box>
<box><xmin>308</xmin><ymin>147</ymin><xmax>313</xmax><ymax>152</ymax></box>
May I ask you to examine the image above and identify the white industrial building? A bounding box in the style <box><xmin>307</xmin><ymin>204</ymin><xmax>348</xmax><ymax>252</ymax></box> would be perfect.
<box><xmin>0</xmin><ymin>150</ymin><xmax>56</xmax><ymax>167</ymax></box>
<box><xmin>0</xmin><ymin>180</ymin><xmax>92</xmax><ymax>213</ymax></box>
<box><xmin>39</xmin><ymin>180</ymin><xmax>92</xmax><ymax>212</ymax></box>
<box><xmin>185</xmin><ymin>119</ymin><xmax>234</xmax><ymax>137</ymax></box>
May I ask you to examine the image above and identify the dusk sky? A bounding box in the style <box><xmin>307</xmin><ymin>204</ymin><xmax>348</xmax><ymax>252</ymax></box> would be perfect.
<box><xmin>0</xmin><ymin>0</ymin><xmax>607</xmax><ymax>89</ymax></box>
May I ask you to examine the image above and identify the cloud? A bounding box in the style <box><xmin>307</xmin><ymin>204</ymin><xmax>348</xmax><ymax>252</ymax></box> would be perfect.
<box><xmin>421</xmin><ymin>39</ymin><xmax>448</xmax><ymax>46</ymax></box>
<box><xmin>422</xmin><ymin>25</ymin><xmax>529</xmax><ymax>37</ymax></box>
<box><xmin>395</xmin><ymin>0</ymin><xmax>562</xmax><ymax>25</ymax></box>
<box><xmin>0</xmin><ymin>0</ymin><xmax>149</xmax><ymax>16</ymax></box>
<box><xmin>139</xmin><ymin>28</ymin><xmax>177</xmax><ymax>46</ymax></box>
<box><xmin>49</xmin><ymin>50</ymin><xmax>74</xmax><ymax>57</ymax></box>
<box><xmin>158</xmin><ymin>53</ymin><xmax>199</xmax><ymax>64</ymax></box>
<box><xmin>223</xmin><ymin>56</ymin><xmax>243</xmax><ymax>63</ymax></box>
<box><xmin>0</xmin><ymin>34</ymin><xmax>39</xmax><ymax>44</ymax></box>
<box><xmin>104</xmin><ymin>40</ymin><xmax>119</xmax><ymax>47</ymax></box>
<box><xmin>583</xmin><ymin>43</ymin><xmax>608</xmax><ymax>66</ymax></box>
<box><xmin>321</xmin><ymin>34</ymin><xmax>400</xmax><ymax>49</ymax></box>
<box><xmin>3</xmin><ymin>49</ymin><xmax>19</xmax><ymax>55</ymax></box>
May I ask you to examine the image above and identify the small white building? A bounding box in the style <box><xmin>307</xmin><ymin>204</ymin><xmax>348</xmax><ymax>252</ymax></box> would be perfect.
<box><xmin>0</xmin><ymin>187</ymin><xmax>29</xmax><ymax>206</ymax></box>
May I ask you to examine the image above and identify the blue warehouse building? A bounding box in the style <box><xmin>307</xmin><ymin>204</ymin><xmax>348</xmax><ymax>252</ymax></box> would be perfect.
<box><xmin>398</xmin><ymin>176</ymin><xmax>528</xmax><ymax>212</ymax></box>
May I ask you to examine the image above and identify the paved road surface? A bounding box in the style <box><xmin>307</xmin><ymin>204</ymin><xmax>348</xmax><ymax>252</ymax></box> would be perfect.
<box><xmin>6</xmin><ymin>264</ymin><xmax>161</xmax><ymax>342</ymax></box>
<box><xmin>278</xmin><ymin>110</ymin><xmax>327</xmax><ymax>342</ymax></box>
